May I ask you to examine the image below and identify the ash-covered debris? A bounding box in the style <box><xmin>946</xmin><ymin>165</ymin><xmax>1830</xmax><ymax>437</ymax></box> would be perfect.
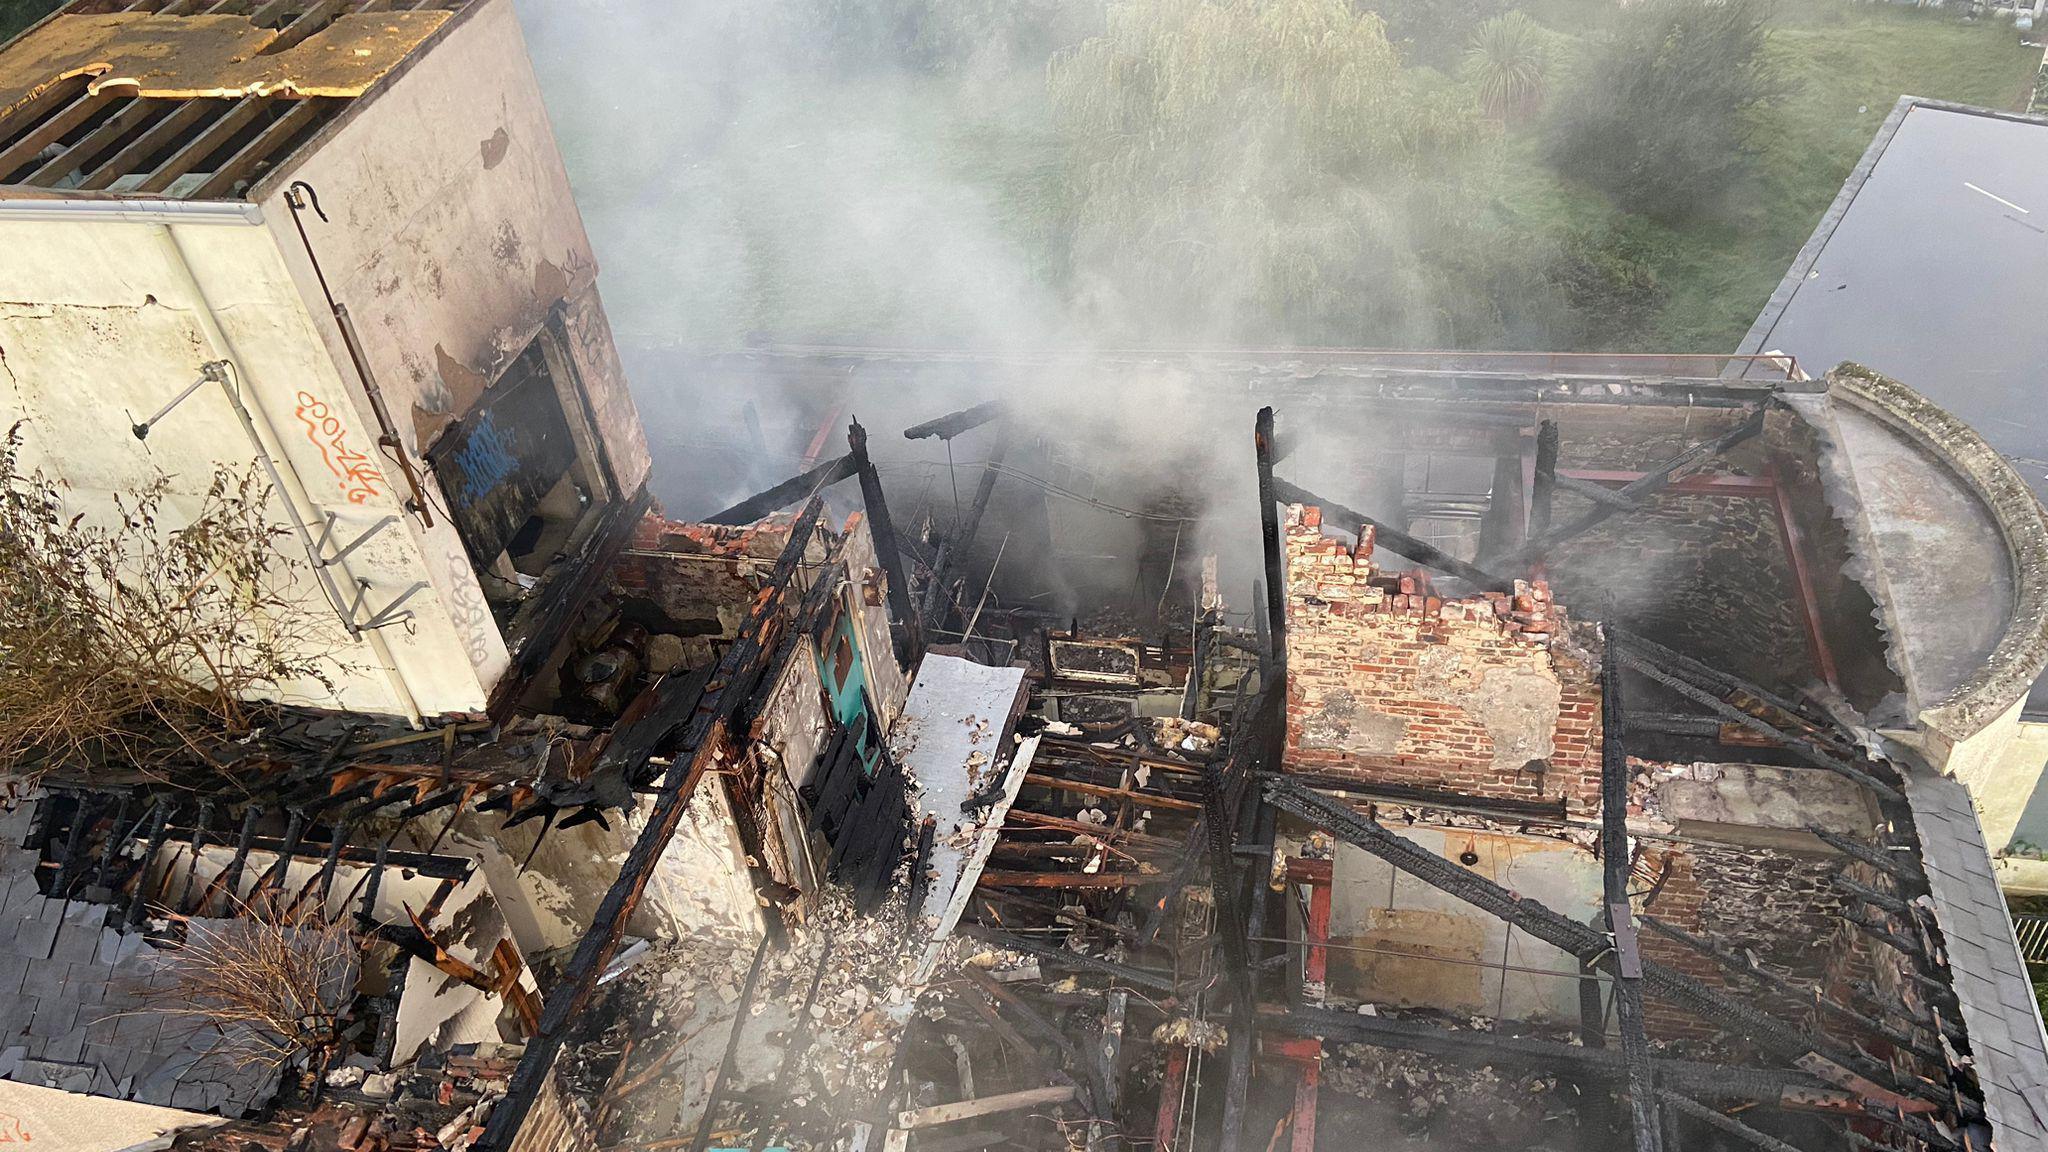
<box><xmin>584</xmin><ymin>884</ymin><xmax>979</xmax><ymax>1151</ymax></box>
<box><xmin>1322</xmin><ymin>1040</ymin><xmax>1578</xmax><ymax>1147</ymax></box>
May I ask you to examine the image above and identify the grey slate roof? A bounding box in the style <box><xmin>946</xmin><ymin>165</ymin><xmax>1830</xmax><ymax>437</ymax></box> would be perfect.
<box><xmin>1904</xmin><ymin>769</ymin><xmax>2048</xmax><ymax>1146</ymax></box>
<box><xmin>0</xmin><ymin>801</ymin><xmax>289</xmax><ymax>1118</ymax></box>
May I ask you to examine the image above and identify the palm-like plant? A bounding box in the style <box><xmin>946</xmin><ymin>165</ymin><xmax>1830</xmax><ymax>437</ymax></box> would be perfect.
<box><xmin>1468</xmin><ymin>12</ymin><xmax>1546</xmax><ymax>124</ymax></box>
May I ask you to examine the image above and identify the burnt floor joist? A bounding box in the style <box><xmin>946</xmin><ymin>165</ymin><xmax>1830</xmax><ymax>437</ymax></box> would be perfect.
<box><xmin>479</xmin><ymin>499</ymin><xmax>827</xmax><ymax>1152</ymax></box>
<box><xmin>1260</xmin><ymin>779</ymin><xmax>1944</xmax><ymax>1113</ymax></box>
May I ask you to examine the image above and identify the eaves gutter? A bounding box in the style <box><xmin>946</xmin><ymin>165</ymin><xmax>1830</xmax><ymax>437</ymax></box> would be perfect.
<box><xmin>0</xmin><ymin>196</ymin><xmax>264</xmax><ymax>225</ymax></box>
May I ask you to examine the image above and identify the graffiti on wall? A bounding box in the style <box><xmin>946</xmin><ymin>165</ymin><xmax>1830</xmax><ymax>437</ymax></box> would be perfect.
<box><xmin>446</xmin><ymin>410</ymin><xmax>519</xmax><ymax>510</ymax></box>
<box><xmin>295</xmin><ymin>390</ymin><xmax>386</xmax><ymax>504</ymax></box>
<box><xmin>446</xmin><ymin>547</ymin><xmax>496</xmax><ymax>670</ymax></box>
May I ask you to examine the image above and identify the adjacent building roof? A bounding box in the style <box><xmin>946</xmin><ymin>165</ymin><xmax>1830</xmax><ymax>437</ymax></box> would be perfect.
<box><xmin>1739</xmin><ymin>98</ymin><xmax>2048</xmax><ymax>717</ymax></box>
<box><xmin>0</xmin><ymin>0</ymin><xmax>472</xmax><ymax>200</ymax></box>
<box><xmin>1904</xmin><ymin>767</ymin><xmax>2048</xmax><ymax>1145</ymax></box>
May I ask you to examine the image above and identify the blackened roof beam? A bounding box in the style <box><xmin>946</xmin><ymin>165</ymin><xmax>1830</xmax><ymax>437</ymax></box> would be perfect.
<box><xmin>1496</xmin><ymin>401</ymin><xmax>1770</xmax><ymax>568</ymax></box>
<box><xmin>903</xmin><ymin>399</ymin><xmax>1006</xmax><ymax>441</ymax></box>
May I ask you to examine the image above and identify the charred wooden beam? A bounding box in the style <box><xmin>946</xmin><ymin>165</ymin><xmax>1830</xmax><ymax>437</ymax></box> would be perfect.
<box><xmin>687</xmin><ymin>932</ymin><xmax>775</xmax><ymax>1152</ymax></box>
<box><xmin>124</xmin><ymin>800</ymin><xmax>174</xmax><ymax>930</ymax></box>
<box><xmin>202</xmin><ymin>806</ymin><xmax>261</xmax><ymax>916</ymax></box>
<box><xmin>978</xmin><ymin>870</ymin><xmax>1161</xmax><ymax>889</ymax></box>
<box><xmin>1805</xmin><ymin>826</ymin><xmax>1919</xmax><ymax>884</ymax></box>
<box><xmin>1611</xmin><ymin>643</ymin><xmax>1902</xmax><ymax>802</ymax></box>
<box><xmin>1614</xmin><ymin>627</ymin><xmax>1848</xmax><ymax>751</ymax></box>
<box><xmin>921</xmin><ymin>437</ymin><xmax>1008</xmax><ymax>630</ymax></box>
<box><xmin>1204</xmin><ymin>744</ymin><xmax>1256</xmax><ymax>1152</ymax></box>
<box><xmin>903</xmin><ymin>399</ymin><xmax>1007</xmax><ymax>441</ymax></box>
<box><xmin>1600</xmin><ymin>640</ymin><xmax>1664</xmax><ymax>1152</ymax></box>
<box><xmin>1658</xmin><ymin>1090</ymin><xmax>1803</xmax><ymax>1152</ymax></box>
<box><xmin>482</xmin><ymin>501</ymin><xmax>824</xmax><ymax>1152</ymax></box>
<box><xmin>1499</xmin><ymin>403</ymin><xmax>1769</xmax><ymax>567</ymax></box>
<box><xmin>1531</xmin><ymin>419</ymin><xmax>1560</xmax><ymax>540</ymax></box>
<box><xmin>962</xmin><ymin>924</ymin><xmax>1177</xmax><ymax>993</ymax></box>
<box><xmin>1024</xmin><ymin>773</ymin><xmax>1201</xmax><ymax>812</ymax></box>
<box><xmin>849</xmin><ymin>418</ymin><xmax>923</xmax><ymax>661</ymax></box>
<box><xmin>1255</xmin><ymin>408</ymin><xmax>1289</xmax><ymax>684</ymax></box>
<box><xmin>1263</xmin><ymin>779</ymin><xmax>1927</xmax><ymax>1102</ymax></box>
<box><xmin>1268</xmin><ymin>475</ymin><xmax>1515</xmax><ymax>593</ymax></box>
<box><xmin>705</xmin><ymin>454</ymin><xmax>857</xmax><ymax>526</ymax></box>
<box><xmin>1274</xmin><ymin>1005</ymin><xmax>1852</xmax><ymax>1105</ymax></box>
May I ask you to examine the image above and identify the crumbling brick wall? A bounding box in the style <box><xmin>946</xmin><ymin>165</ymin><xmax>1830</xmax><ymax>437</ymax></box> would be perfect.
<box><xmin>1282</xmin><ymin>505</ymin><xmax>1603</xmax><ymax>812</ymax></box>
<box><xmin>609</xmin><ymin>513</ymin><xmax>798</xmax><ymax>644</ymax></box>
<box><xmin>1634</xmin><ymin>839</ymin><xmax>1854</xmax><ymax>1042</ymax></box>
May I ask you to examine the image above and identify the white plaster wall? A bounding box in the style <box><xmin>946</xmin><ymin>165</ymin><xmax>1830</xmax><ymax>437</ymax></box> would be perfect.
<box><xmin>841</xmin><ymin>514</ymin><xmax>910</xmax><ymax>726</ymax></box>
<box><xmin>0</xmin><ymin>213</ymin><xmax>500</xmax><ymax>715</ymax></box>
<box><xmin>255</xmin><ymin>0</ymin><xmax>651</xmax><ymax>497</ymax></box>
<box><xmin>1324</xmin><ymin>825</ymin><xmax>1603</xmax><ymax>1024</ymax></box>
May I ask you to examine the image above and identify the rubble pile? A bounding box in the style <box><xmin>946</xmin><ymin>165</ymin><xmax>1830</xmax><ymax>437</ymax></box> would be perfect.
<box><xmin>1321</xmin><ymin>1041</ymin><xmax>1576</xmax><ymax>1147</ymax></box>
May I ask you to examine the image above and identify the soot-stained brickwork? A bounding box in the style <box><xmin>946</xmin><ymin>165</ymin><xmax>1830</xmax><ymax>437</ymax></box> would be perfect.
<box><xmin>1281</xmin><ymin>505</ymin><xmax>1604</xmax><ymax>812</ymax></box>
<box><xmin>1634</xmin><ymin>838</ymin><xmax>1862</xmax><ymax>1042</ymax></box>
<box><xmin>1550</xmin><ymin>489</ymin><xmax>1807</xmax><ymax>693</ymax></box>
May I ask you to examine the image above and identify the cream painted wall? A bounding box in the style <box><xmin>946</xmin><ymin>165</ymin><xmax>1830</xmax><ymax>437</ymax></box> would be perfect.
<box><xmin>254</xmin><ymin>0</ymin><xmax>651</xmax><ymax>496</ymax></box>
<box><xmin>0</xmin><ymin>210</ymin><xmax>504</xmax><ymax>716</ymax></box>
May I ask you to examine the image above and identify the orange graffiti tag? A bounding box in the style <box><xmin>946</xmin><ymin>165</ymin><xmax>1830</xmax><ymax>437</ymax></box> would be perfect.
<box><xmin>294</xmin><ymin>391</ymin><xmax>385</xmax><ymax>504</ymax></box>
<box><xmin>0</xmin><ymin>1110</ymin><xmax>32</xmax><ymax>1142</ymax></box>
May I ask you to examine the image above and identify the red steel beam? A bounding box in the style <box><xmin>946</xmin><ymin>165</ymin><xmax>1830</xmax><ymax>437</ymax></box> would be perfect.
<box><xmin>1155</xmin><ymin>1047</ymin><xmax>1189</xmax><ymax>1152</ymax></box>
<box><xmin>1766</xmin><ymin>461</ymin><xmax>1841</xmax><ymax>689</ymax></box>
<box><xmin>1285</xmin><ymin>858</ymin><xmax>1334</xmax><ymax>1003</ymax></box>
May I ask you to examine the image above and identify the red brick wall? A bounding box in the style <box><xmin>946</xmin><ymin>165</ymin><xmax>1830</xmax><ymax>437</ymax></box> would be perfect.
<box><xmin>1281</xmin><ymin>505</ymin><xmax>1603</xmax><ymax>813</ymax></box>
<box><xmin>608</xmin><ymin>512</ymin><xmax>797</xmax><ymax>637</ymax></box>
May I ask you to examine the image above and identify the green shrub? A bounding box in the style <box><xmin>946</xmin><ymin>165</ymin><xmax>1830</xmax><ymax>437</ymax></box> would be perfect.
<box><xmin>1545</xmin><ymin>0</ymin><xmax>1783</xmax><ymax>221</ymax></box>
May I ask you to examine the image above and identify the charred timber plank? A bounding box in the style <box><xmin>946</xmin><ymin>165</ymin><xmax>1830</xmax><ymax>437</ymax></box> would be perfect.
<box><xmin>1601</xmin><ymin>634</ymin><xmax>1664</xmax><ymax>1152</ymax></box>
<box><xmin>1658</xmin><ymin>1091</ymin><xmax>1804</xmax><ymax>1152</ymax></box>
<box><xmin>903</xmin><ymin>399</ymin><xmax>1007</xmax><ymax>441</ymax></box>
<box><xmin>1611</xmin><ymin>645</ymin><xmax>1901</xmax><ymax>802</ymax></box>
<box><xmin>480</xmin><ymin>500</ymin><xmax>824</xmax><ymax>1152</ymax></box>
<box><xmin>1003</xmin><ymin>808</ymin><xmax>1183</xmax><ymax>852</ymax></box>
<box><xmin>1024</xmin><ymin>773</ymin><xmax>1202</xmax><ymax>812</ymax></box>
<box><xmin>897</xmin><ymin>1086</ymin><xmax>1078</xmax><ymax>1130</ymax></box>
<box><xmin>922</xmin><ymin>437</ymin><xmax>1008</xmax><ymax>630</ymax></box>
<box><xmin>977</xmin><ymin>870</ymin><xmax>1162</xmax><ymax>889</ymax></box>
<box><xmin>1499</xmin><ymin>403</ymin><xmax>1769</xmax><ymax>567</ymax></box>
<box><xmin>1267</xmin><ymin>476</ymin><xmax>1514</xmax><ymax>593</ymax></box>
<box><xmin>1262</xmin><ymin>779</ymin><xmax>1923</xmax><ymax>1101</ymax></box>
<box><xmin>962</xmin><ymin>924</ymin><xmax>1178</xmax><ymax>993</ymax></box>
<box><xmin>705</xmin><ymin>454</ymin><xmax>857</xmax><ymax>525</ymax></box>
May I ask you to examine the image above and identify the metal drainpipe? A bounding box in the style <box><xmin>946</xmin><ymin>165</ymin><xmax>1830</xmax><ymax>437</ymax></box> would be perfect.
<box><xmin>150</xmin><ymin>223</ymin><xmax>424</xmax><ymax>728</ymax></box>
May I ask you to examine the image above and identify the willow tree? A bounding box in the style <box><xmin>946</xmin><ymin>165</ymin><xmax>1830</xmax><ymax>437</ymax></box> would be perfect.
<box><xmin>1047</xmin><ymin>0</ymin><xmax>1499</xmax><ymax>345</ymax></box>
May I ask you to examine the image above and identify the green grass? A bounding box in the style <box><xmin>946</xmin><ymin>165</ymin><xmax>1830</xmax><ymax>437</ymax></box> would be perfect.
<box><xmin>1501</xmin><ymin>0</ymin><xmax>2042</xmax><ymax>350</ymax></box>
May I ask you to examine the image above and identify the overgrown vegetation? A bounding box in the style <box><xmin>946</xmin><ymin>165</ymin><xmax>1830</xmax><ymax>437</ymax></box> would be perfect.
<box><xmin>1469</xmin><ymin>12</ymin><xmax>1548</xmax><ymax>124</ymax></box>
<box><xmin>530</xmin><ymin>0</ymin><xmax>2039</xmax><ymax>354</ymax></box>
<box><xmin>0</xmin><ymin>427</ymin><xmax>336</xmax><ymax>779</ymax></box>
<box><xmin>1547</xmin><ymin>0</ymin><xmax>1781</xmax><ymax>220</ymax></box>
<box><xmin>145</xmin><ymin>902</ymin><xmax>359</xmax><ymax>1072</ymax></box>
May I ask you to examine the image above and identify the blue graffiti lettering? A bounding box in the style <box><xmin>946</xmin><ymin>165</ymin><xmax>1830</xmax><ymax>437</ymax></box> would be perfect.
<box><xmin>449</xmin><ymin>412</ymin><xmax>519</xmax><ymax>507</ymax></box>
